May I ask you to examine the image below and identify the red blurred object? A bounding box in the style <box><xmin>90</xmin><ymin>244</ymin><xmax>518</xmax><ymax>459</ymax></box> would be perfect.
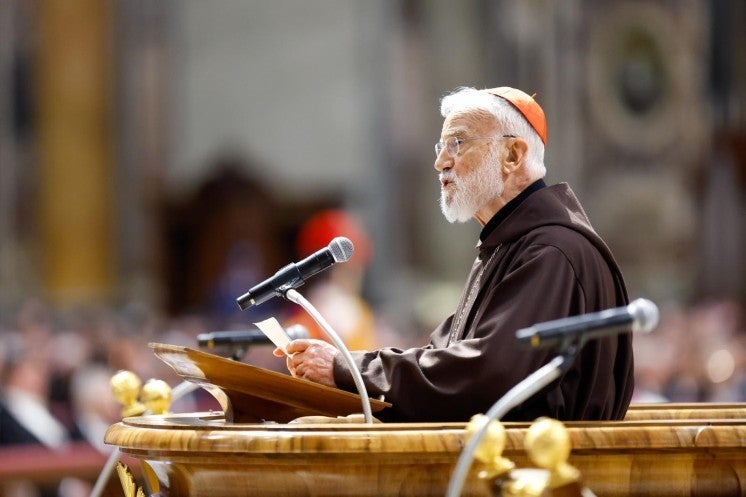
<box><xmin>296</xmin><ymin>210</ymin><xmax>372</xmax><ymax>266</ymax></box>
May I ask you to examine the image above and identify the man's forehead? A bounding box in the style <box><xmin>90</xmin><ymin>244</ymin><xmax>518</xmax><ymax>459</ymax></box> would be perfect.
<box><xmin>441</xmin><ymin>110</ymin><xmax>497</xmax><ymax>136</ymax></box>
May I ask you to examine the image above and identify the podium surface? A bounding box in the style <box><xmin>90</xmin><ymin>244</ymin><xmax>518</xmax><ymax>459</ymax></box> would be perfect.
<box><xmin>105</xmin><ymin>409</ymin><xmax>746</xmax><ymax>497</ymax></box>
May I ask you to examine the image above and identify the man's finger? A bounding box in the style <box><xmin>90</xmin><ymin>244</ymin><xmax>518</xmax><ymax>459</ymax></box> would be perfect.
<box><xmin>290</xmin><ymin>353</ymin><xmax>305</xmax><ymax>367</ymax></box>
<box><xmin>284</xmin><ymin>339</ymin><xmax>311</xmax><ymax>354</ymax></box>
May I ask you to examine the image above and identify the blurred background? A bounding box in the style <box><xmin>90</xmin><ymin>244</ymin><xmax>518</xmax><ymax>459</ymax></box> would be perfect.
<box><xmin>0</xmin><ymin>0</ymin><xmax>744</xmax><ymax>494</ymax></box>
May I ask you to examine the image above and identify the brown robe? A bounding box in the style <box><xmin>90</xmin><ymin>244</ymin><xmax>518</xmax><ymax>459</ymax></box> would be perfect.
<box><xmin>333</xmin><ymin>183</ymin><xmax>634</xmax><ymax>422</ymax></box>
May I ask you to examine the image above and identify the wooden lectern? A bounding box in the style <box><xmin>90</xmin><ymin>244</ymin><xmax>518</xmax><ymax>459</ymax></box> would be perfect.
<box><xmin>104</xmin><ymin>344</ymin><xmax>746</xmax><ymax>496</ymax></box>
<box><xmin>150</xmin><ymin>343</ymin><xmax>390</xmax><ymax>423</ymax></box>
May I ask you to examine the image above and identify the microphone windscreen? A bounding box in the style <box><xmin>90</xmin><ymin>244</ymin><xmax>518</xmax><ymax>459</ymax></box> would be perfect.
<box><xmin>629</xmin><ymin>298</ymin><xmax>659</xmax><ymax>334</ymax></box>
<box><xmin>329</xmin><ymin>237</ymin><xmax>354</xmax><ymax>262</ymax></box>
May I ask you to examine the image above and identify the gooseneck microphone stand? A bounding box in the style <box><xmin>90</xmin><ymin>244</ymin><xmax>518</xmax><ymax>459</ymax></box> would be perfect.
<box><xmin>445</xmin><ymin>345</ymin><xmax>579</xmax><ymax>497</ymax></box>
<box><xmin>284</xmin><ymin>288</ymin><xmax>373</xmax><ymax>424</ymax></box>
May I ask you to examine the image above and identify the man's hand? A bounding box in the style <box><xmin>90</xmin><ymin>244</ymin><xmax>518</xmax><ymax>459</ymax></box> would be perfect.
<box><xmin>273</xmin><ymin>339</ymin><xmax>338</xmax><ymax>388</ymax></box>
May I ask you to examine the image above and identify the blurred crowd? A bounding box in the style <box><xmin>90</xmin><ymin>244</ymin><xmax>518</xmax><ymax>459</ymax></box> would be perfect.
<box><xmin>0</xmin><ymin>293</ymin><xmax>744</xmax><ymax>495</ymax></box>
<box><xmin>0</xmin><ymin>299</ymin><xmax>222</xmax><ymax>497</ymax></box>
<box><xmin>632</xmin><ymin>299</ymin><xmax>745</xmax><ymax>404</ymax></box>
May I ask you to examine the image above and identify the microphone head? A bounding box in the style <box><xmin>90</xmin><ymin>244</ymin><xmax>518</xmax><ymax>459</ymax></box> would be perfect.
<box><xmin>285</xmin><ymin>324</ymin><xmax>310</xmax><ymax>340</ymax></box>
<box><xmin>628</xmin><ymin>298</ymin><xmax>659</xmax><ymax>334</ymax></box>
<box><xmin>328</xmin><ymin>236</ymin><xmax>354</xmax><ymax>262</ymax></box>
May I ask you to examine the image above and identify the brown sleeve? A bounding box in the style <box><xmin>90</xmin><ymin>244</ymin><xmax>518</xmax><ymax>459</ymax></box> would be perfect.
<box><xmin>333</xmin><ymin>244</ymin><xmax>591</xmax><ymax>422</ymax></box>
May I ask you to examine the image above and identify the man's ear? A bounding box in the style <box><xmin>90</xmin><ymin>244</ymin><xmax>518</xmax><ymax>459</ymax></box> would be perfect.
<box><xmin>503</xmin><ymin>138</ymin><xmax>528</xmax><ymax>173</ymax></box>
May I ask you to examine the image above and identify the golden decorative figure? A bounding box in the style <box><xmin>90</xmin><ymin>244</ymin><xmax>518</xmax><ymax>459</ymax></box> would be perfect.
<box><xmin>141</xmin><ymin>461</ymin><xmax>161</xmax><ymax>495</ymax></box>
<box><xmin>116</xmin><ymin>462</ymin><xmax>145</xmax><ymax>497</ymax></box>
<box><xmin>523</xmin><ymin>417</ymin><xmax>581</xmax><ymax>489</ymax></box>
<box><xmin>141</xmin><ymin>378</ymin><xmax>173</xmax><ymax>415</ymax></box>
<box><xmin>110</xmin><ymin>370</ymin><xmax>146</xmax><ymax>418</ymax></box>
<box><xmin>465</xmin><ymin>414</ymin><xmax>515</xmax><ymax>480</ymax></box>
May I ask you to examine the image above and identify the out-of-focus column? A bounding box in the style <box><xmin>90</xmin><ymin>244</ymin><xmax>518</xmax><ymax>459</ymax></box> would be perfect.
<box><xmin>36</xmin><ymin>0</ymin><xmax>115</xmax><ymax>305</ymax></box>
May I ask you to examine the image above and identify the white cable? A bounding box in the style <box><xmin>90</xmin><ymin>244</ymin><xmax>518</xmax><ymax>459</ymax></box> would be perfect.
<box><xmin>88</xmin><ymin>447</ymin><xmax>121</xmax><ymax>497</ymax></box>
<box><xmin>285</xmin><ymin>288</ymin><xmax>373</xmax><ymax>424</ymax></box>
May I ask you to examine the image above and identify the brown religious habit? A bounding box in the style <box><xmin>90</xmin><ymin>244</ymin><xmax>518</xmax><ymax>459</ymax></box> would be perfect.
<box><xmin>333</xmin><ymin>182</ymin><xmax>634</xmax><ymax>422</ymax></box>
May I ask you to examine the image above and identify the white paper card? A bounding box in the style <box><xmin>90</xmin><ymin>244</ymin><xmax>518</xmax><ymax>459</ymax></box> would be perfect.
<box><xmin>254</xmin><ymin>317</ymin><xmax>291</xmax><ymax>352</ymax></box>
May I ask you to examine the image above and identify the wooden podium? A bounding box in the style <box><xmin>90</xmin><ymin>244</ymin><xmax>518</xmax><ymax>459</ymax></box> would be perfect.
<box><xmin>104</xmin><ymin>344</ymin><xmax>746</xmax><ymax>497</ymax></box>
<box><xmin>150</xmin><ymin>343</ymin><xmax>390</xmax><ymax>423</ymax></box>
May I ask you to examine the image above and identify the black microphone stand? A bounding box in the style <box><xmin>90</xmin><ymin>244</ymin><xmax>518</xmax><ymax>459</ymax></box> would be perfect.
<box><xmin>445</xmin><ymin>341</ymin><xmax>580</xmax><ymax>497</ymax></box>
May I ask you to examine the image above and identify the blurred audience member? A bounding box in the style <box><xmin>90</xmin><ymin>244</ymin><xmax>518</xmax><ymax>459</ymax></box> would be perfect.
<box><xmin>68</xmin><ymin>365</ymin><xmax>120</xmax><ymax>453</ymax></box>
<box><xmin>0</xmin><ymin>346</ymin><xmax>70</xmax><ymax>497</ymax></box>
<box><xmin>0</xmin><ymin>348</ymin><xmax>69</xmax><ymax>448</ymax></box>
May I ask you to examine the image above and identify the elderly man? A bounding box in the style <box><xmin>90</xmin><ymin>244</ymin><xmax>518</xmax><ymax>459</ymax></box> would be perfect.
<box><xmin>276</xmin><ymin>86</ymin><xmax>634</xmax><ymax>422</ymax></box>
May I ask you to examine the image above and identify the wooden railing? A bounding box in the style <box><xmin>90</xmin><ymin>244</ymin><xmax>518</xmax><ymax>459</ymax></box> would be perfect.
<box><xmin>0</xmin><ymin>442</ymin><xmax>139</xmax><ymax>497</ymax></box>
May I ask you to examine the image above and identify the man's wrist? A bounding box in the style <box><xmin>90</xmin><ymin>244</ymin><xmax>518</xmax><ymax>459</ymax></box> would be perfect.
<box><xmin>331</xmin><ymin>350</ymin><xmax>353</xmax><ymax>390</ymax></box>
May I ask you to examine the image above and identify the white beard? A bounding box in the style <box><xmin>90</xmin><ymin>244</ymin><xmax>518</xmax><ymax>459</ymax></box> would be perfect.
<box><xmin>439</xmin><ymin>149</ymin><xmax>504</xmax><ymax>223</ymax></box>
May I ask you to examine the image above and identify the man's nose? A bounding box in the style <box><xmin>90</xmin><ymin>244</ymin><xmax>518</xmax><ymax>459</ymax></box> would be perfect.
<box><xmin>434</xmin><ymin>153</ymin><xmax>451</xmax><ymax>172</ymax></box>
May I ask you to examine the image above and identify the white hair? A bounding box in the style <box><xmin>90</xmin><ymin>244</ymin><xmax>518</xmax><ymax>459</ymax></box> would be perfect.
<box><xmin>440</xmin><ymin>87</ymin><xmax>546</xmax><ymax>178</ymax></box>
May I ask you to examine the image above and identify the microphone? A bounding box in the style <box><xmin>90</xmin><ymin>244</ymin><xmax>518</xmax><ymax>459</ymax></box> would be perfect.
<box><xmin>197</xmin><ymin>325</ymin><xmax>309</xmax><ymax>349</ymax></box>
<box><xmin>236</xmin><ymin>236</ymin><xmax>354</xmax><ymax>310</ymax></box>
<box><xmin>515</xmin><ymin>298</ymin><xmax>659</xmax><ymax>348</ymax></box>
